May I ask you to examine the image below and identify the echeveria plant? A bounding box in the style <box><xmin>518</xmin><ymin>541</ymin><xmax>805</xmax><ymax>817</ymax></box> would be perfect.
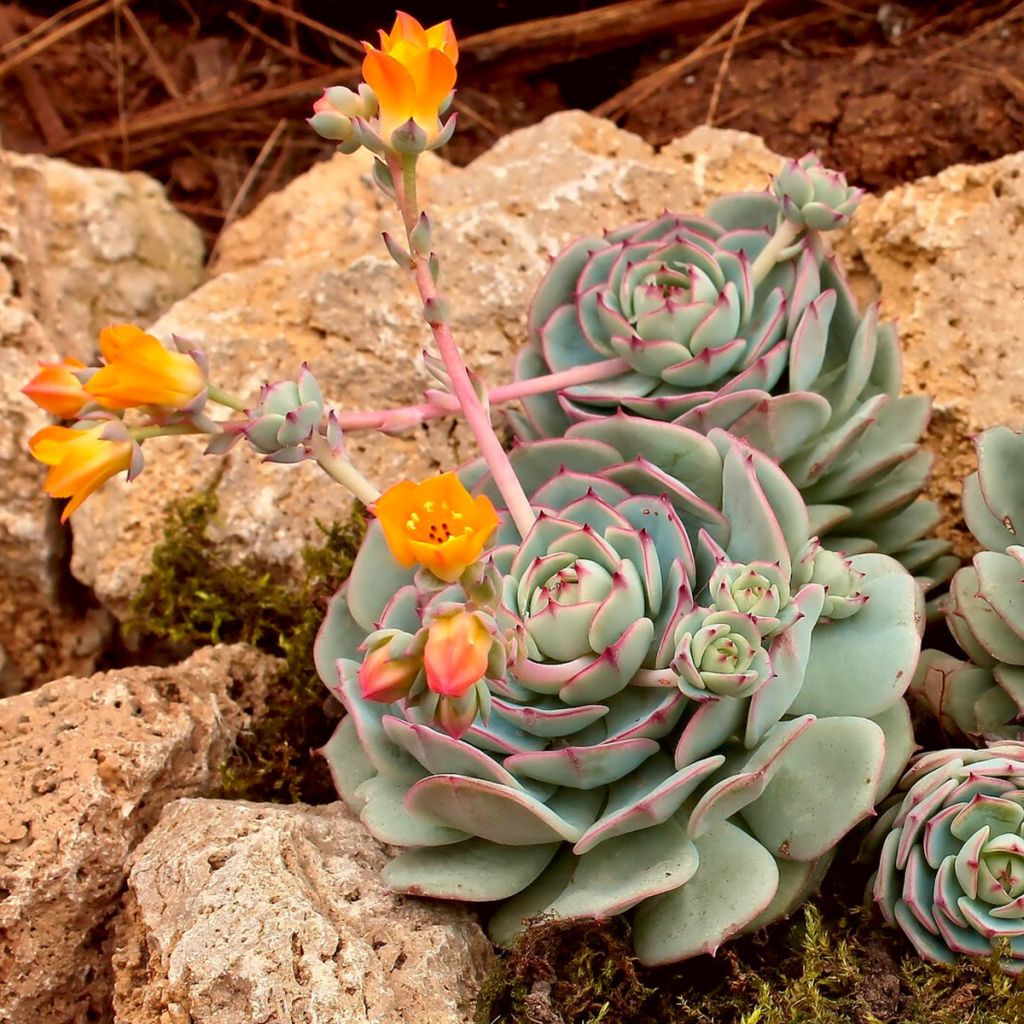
<box><xmin>912</xmin><ymin>428</ymin><xmax>1024</xmax><ymax>742</ymax></box>
<box><xmin>22</xmin><ymin>5</ymin><xmax>1016</xmax><ymax>978</ymax></box>
<box><xmin>511</xmin><ymin>166</ymin><xmax>956</xmax><ymax>591</ymax></box>
<box><xmin>867</xmin><ymin>743</ymin><xmax>1024</xmax><ymax>972</ymax></box>
<box><xmin>315</xmin><ymin>416</ymin><xmax>922</xmax><ymax>964</ymax></box>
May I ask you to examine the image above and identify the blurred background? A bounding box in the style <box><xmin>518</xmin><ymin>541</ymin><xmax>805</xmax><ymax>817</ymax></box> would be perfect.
<box><xmin>1</xmin><ymin>0</ymin><xmax>1021</xmax><ymax>245</ymax></box>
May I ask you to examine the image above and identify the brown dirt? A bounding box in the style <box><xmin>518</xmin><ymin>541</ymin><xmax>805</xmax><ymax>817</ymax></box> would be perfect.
<box><xmin>1</xmin><ymin>2</ymin><xmax>1022</xmax><ymax>247</ymax></box>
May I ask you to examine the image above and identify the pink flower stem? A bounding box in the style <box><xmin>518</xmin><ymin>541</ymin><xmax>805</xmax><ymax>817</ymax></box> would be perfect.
<box><xmin>335</xmin><ymin>356</ymin><xmax>630</xmax><ymax>432</ymax></box>
<box><xmin>390</xmin><ymin>153</ymin><xmax>536</xmax><ymax>538</ymax></box>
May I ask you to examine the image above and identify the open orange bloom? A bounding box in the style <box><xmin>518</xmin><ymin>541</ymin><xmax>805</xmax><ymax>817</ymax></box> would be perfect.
<box><xmin>374</xmin><ymin>472</ymin><xmax>498</xmax><ymax>582</ymax></box>
<box><xmin>22</xmin><ymin>357</ymin><xmax>88</xmax><ymax>418</ymax></box>
<box><xmin>362</xmin><ymin>11</ymin><xmax>458</xmax><ymax>140</ymax></box>
<box><xmin>85</xmin><ymin>324</ymin><xmax>206</xmax><ymax>411</ymax></box>
<box><xmin>29</xmin><ymin>424</ymin><xmax>134</xmax><ymax>522</ymax></box>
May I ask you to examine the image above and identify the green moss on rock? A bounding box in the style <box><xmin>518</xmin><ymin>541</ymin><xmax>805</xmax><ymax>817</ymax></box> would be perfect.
<box><xmin>131</xmin><ymin>489</ymin><xmax>363</xmax><ymax>803</ymax></box>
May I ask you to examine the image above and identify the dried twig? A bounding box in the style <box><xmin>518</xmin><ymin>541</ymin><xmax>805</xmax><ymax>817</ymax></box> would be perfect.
<box><xmin>706</xmin><ymin>0</ymin><xmax>763</xmax><ymax>126</ymax></box>
<box><xmin>0</xmin><ymin>0</ymin><xmax>121</xmax><ymax>83</ymax></box>
<box><xmin>0</xmin><ymin>5</ymin><xmax>66</xmax><ymax>145</ymax></box>
<box><xmin>121</xmin><ymin>3</ymin><xmax>182</xmax><ymax>100</ymax></box>
<box><xmin>238</xmin><ymin>0</ymin><xmax>362</xmax><ymax>60</ymax></box>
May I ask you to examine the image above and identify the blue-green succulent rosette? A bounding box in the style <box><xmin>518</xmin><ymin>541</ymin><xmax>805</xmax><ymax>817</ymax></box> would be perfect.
<box><xmin>511</xmin><ymin>154</ymin><xmax>956</xmax><ymax>591</ymax></box>
<box><xmin>315</xmin><ymin>419</ymin><xmax>923</xmax><ymax>964</ymax></box>
<box><xmin>867</xmin><ymin>742</ymin><xmax>1024</xmax><ymax>972</ymax></box>
<box><xmin>913</xmin><ymin>427</ymin><xmax>1024</xmax><ymax>742</ymax></box>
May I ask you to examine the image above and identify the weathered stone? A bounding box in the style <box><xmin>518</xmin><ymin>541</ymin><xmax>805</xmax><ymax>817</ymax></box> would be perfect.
<box><xmin>0</xmin><ymin>645</ymin><xmax>280</xmax><ymax>1024</ymax></box>
<box><xmin>0</xmin><ymin>150</ymin><xmax>205</xmax><ymax>688</ymax></box>
<box><xmin>851</xmin><ymin>154</ymin><xmax>1024</xmax><ymax>557</ymax></box>
<box><xmin>112</xmin><ymin>799</ymin><xmax>494</xmax><ymax>1024</ymax></box>
<box><xmin>73</xmin><ymin>112</ymin><xmax>786</xmax><ymax>617</ymax></box>
<box><xmin>3</xmin><ymin>150</ymin><xmax>205</xmax><ymax>361</ymax></box>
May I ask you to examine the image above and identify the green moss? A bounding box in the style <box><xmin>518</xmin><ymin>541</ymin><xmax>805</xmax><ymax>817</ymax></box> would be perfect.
<box><xmin>478</xmin><ymin>872</ymin><xmax>1024</xmax><ymax>1024</ymax></box>
<box><xmin>130</xmin><ymin>488</ymin><xmax>364</xmax><ymax>803</ymax></box>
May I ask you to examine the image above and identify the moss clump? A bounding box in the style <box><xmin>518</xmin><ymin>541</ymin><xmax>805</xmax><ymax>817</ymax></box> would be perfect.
<box><xmin>130</xmin><ymin>488</ymin><xmax>363</xmax><ymax>803</ymax></box>
<box><xmin>478</xmin><ymin>870</ymin><xmax>1024</xmax><ymax>1024</ymax></box>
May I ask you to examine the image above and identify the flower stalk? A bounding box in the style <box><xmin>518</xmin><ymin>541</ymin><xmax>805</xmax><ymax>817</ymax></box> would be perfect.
<box><xmin>388</xmin><ymin>151</ymin><xmax>535</xmax><ymax>538</ymax></box>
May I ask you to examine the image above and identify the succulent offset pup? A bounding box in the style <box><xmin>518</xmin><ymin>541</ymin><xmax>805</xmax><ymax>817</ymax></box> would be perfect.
<box><xmin>912</xmin><ymin>427</ymin><xmax>1024</xmax><ymax>742</ymax></box>
<box><xmin>315</xmin><ymin>418</ymin><xmax>922</xmax><ymax>964</ymax></box>
<box><xmin>866</xmin><ymin>743</ymin><xmax>1024</xmax><ymax>972</ymax></box>
<box><xmin>512</xmin><ymin>156</ymin><xmax>957</xmax><ymax>591</ymax></box>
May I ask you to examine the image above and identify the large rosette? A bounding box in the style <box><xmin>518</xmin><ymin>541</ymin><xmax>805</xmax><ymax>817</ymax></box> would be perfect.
<box><xmin>512</xmin><ymin>158</ymin><xmax>955</xmax><ymax>590</ymax></box>
<box><xmin>316</xmin><ymin>419</ymin><xmax>922</xmax><ymax>964</ymax></box>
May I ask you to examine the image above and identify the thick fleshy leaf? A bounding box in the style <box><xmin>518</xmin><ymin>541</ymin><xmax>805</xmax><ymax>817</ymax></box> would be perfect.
<box><xmin>790</xmin><ymin>553</ymin><xmax>923</xmax><ymax>718</ymax></box>
<box><xmin>386</xmin><ymin>837</ymin><xmax>560</xmax><ymax>901</ymax></box>
<box><xmin>969</xmin><ymin>427</ymin><xmax>1024</xmax><ymax>550</ymax></box>
<box><xmin>633</xmin><ymin>821</ymin><xmax>780</xmax><ymax>965</ymax></box>
<box><xmin>504</xmin><ymin>737</ymin><xmax>658</xmax><ymax>789</ymax></box>
<box><xmin>574</xmin><ymin>752</ymin><xmax>724</xmax><ymax>853</ymax></box>
<box><xmin>871</xmin><ymin>699</ymin><xmax>917</xmax><ymax>800</ymax></box>
<box><xmin>741</xmin><ymin>853</ymin><xmax>834</xmax><ymax>935</ymax></box>
<box><xmin>357</xmin><ymin>776</ymin><xmax>469</xmax><ymax>846</ymax></box>
<box><xmin>742</xmin><ymin>716</ymin><xmax>885</xmax><ymax>860</ymax></box>
<box><xmin>406</xmin><ymin>774</ymin><xmax>603</xmax><ymax>845</ymax></box>
<box><xmin>345</xmin><ymin>522</ymin><xmax>415</xmax><ymax>631</ymax></box>
<box><xmin>320</xmin><ymin>715</ymin><xmax>375</xmax><ymax>812</ymax></box>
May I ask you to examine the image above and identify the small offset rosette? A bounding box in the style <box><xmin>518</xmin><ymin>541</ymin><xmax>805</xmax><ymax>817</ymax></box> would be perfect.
<box><xmin>316</xmin><ymin>419</ymin><xmax>924</xmax><ymax>965</ymax></box>
<box><xmin>771</xmin><ymin>153</ymin><xmax>865</xmax><ymax>231</ymax></box>
<box><xmin>867</xmin><ymin>743</ymin><xmax>1024</xmax><ymax>973</ymax></box>
<box><xmin>239</xmin><ymin>364</ymin><xmax>326</xmax><ymax>463</ymax></box>
<box><xmin>911</xmin><ymin>427</ymin><xmax>1024</xmax><ymax>742</ymax></box>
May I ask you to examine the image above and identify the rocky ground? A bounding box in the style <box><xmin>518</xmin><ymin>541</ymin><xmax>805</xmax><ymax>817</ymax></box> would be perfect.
<box><xmin>1</xmin><ymin>112</ymin><xmax>1024</xmax><ymax>1021</ymax></box>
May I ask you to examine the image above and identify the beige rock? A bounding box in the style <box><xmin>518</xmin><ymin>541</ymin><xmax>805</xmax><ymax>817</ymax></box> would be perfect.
<box><xmin>73</xmin><ymin>112</ymin><xmax>786</xmax><ymax>617</ymax></box>
<box><xmin>852</xmin><ymin>154</ymin><xmax>1024</xmax><ymax>556</ymax></box>
<box><xmin>112</xmin><ymin>799</ymin><xmax>494</xmax><ymax>1024</ymax></box>
<box><xmin>3</xmin><ymin>150</ymin><xmax>205</xmax><ymax>360</ymax></box>
<box><xmin>0</xmin><ymin>645</ymin><xmax>280</xmax><ymax>1024</ymax></box>
<box><xmin>0</xmin><ymin>149</ymin><xmax>205</xmax><ymax>688</ymax></box>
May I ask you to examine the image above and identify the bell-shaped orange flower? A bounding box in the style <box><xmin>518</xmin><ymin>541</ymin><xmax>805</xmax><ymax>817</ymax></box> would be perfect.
<box><xmin>85</xmin><ymin>324</ymin><xmax>206</xmax><ymax>411</ymax></box>
<box><xmin>358</xmin><ymin>645</ymin><xmax>421</xmax><ymax>703</ymax></box>
<box><xmin>22</xmin><ymin>357</ymin><xmax>89</xmax><ymax>418</ymax></box>
<box><xmin>362</xmin><ymin>11</ymin><xmax>458</xmax><ymax>141</ymax></box>
<box><xmin>29</xmin><ymin>423</ymin><xmax>134</xmax><ymax>522</ymax></box>
<box><xmin>424</xmin><ymin>611</ymin><xmax>491</xmax><ymax>698</ymax></box>
<box><xmin>374</xmin><ymin>472</ymin><xmax>499</xmax><ymax>582</ymax></box>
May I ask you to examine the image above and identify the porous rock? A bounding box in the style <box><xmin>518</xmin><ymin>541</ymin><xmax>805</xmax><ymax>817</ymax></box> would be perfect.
<box><xmin>73</xmin><ymin>112</ymin><xmax>786</xmax><ymax>617</ymax></box>
<box><xmin>0</xmin><ymin>149</ymin><xmax>204</xmax><ymax>688</ymax></box>
<box><xmin>112</xmin><ymin>799</ymin><xmax>494</xmax><ymax>1024</ymax></box>
<box><xmin>851</xmin><ymin>153</ymin><xmax>1024</xmax><ymax>556</ymax></box>
<box><xmin>0</xmin><ymin>644</ymin><xmax>279</xmax><ymax>1024</ymax></box>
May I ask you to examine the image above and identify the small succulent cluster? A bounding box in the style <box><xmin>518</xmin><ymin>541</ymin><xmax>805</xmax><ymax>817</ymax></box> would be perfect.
<box><xmin>867</xmin><ymin>743</ymin><xmax>1024</xmax><ymax>972</ymax></box>
<box><xmin>316</xmin><ymin>418</ymin><xmax>922</xmax><ymax>965</ymax></box>
<box><xmin>911</xmin><ymin>428</ymin><xmax>1024</xmax><ymax>742</ymax></box>
<box><xmin>512</xmin><ymin>156</ymin><xmax>955</xmax><ymax>591</ymax></box>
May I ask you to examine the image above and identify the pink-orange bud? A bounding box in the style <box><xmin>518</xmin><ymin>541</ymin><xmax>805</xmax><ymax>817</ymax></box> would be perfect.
<box><xmin>358</xmin><ymin>645</ymin><xmax>420</xmax><ymax>703</ymax></box>
<box><xmin>424</xmin><ymin>612</ymin><xmax>490</xmax><ymax>698</ymax></box>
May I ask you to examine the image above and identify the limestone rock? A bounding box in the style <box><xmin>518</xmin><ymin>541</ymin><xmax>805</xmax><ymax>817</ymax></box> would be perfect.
<box><xmin>112</xmin><ymin>799</ymin><xmax>494</xmax><ymax>1024</ymax></box>
<box><xmin>852</xmin><ymin>154</ymin><xmax>1024</xmax><ymax>556</ymax></box>
<box><xmin>0</xmin><ymin>645</ymin><xmax>280</xmax><ymax>1024</ymax></box>
<box><xmin>73</xmin><ymin>112</ymin><xmax>785</xmax><ymax>617</ymax></box>
<box><xmin>3</xmin><ymin>150</ymin><xmax>205</xmax><ymax>361</ymax></box>
<box><xmin>0</xmin><ymin>150</ymin><xmax>204</xmax><ymax>688</ymax></box>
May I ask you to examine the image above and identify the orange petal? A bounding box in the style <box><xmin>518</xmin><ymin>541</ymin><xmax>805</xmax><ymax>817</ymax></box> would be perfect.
<box><xmin>29</xmin><ymin>424</ymin><xmax>88</xmax><ymax>466</ymax></box>
<box><xmin>424</xmin><ymin>613</ymin><xmax>490</xmax><ymax>697</ymax></box>
<box><xmin>412</xmin><ymin>48</ymin><xmax>456</xmax><ymax>129</ymax></box>
<box><xmin>362</xmin><ymin>49</ymin><xmax>417</xmax><ymax>132</ymax></box>
<box><xmin>22</xmin><ymin>363</ymin><xmax>88</xmax><ymax>418</ymax></box>
<box><xmin>98</xmin><ymin>323</ymin><xmax>148</xmax><ymax>362</ymax></box>
<box><xmin>425</xmin><ymin>19</ymin><xmax>458</xmax><ymax>64</ymax></box>
<box><xmin>392</xmin><ymin>10</ymin><xmax>428</xmax><ymax>47</ymax></box>
<box><xmin>372</xmin><ymin>479</ymin><xmax>420</xmax><ymax>567</ymax></box>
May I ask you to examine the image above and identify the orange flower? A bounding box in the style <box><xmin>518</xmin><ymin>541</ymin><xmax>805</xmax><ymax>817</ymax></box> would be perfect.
<box><xmin>85</xmin><ymin>324</ymin><xmax>206</xmax><ymax>411</ymax></box>
<box><xmin>22</xmin><ymin>357</ymin><xmax>88</xmax><ymax>418</ymax></box>
<box><xmin>362</xmin><ymin>11</ymin><xmax>458</xmax><ymax>140</ymax></box>
<box><xmin>424</xmin><ymin>611</ymin><xmax>491</xmax><ymax>698</ymax></box>
<box><xmin>374</xmin><ymin>472</ymin><xmax>499</xmax><ymax>582</ymax></box>
<box><xmin>29</xmin><ymin>424</ymin><xmax>134</xmax><ymax>522</ymax></box>
<box><xmin>358</xmin><ymin>645</ymin><xmax>421</xmax><ymax>703</ymax></box>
